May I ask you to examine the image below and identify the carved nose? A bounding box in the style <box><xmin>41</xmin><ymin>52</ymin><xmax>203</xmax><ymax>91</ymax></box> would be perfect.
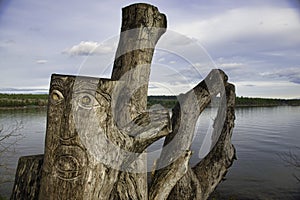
<box><xmin>60</xmin><ymin>104</ymin><xmax>76</xmax><ymax>141</ymax></box>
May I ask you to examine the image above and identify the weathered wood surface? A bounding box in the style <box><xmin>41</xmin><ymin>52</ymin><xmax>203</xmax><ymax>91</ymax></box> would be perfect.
<box><xmin>110</xmin><ymin>3</ymin><xmax>167</xmax><ymax>200</ymax></box>
<box><xmin>11</xmin><ymin>3</ymin><xmax>236</xmax><ymax>200</ymax></box>
<box><xmin>37</xmin><ymin>4</ymin><xmax>167</xmax><ymax>200</ymax></box>
<box><xmin>37</xmin><ymin>75</ymin><xmax>170</xmax><ymax>200</ymax></box>
<box><xmin>150</xmin><ymin>69</ymin><xmax>236</xmax><ymax>200</ymax></box>
<box><xmin>111</xmin><ymin>3</ymin><xmax>166</xmax><ymax>124</ymax></box>
<box><xmin>10</xmin><ymin>155</ymin><xmax>43</xmax><ymax>200</ymax></box>
<box><xmin>166</xmin><ymin>82</ymin><xmax>236</xmax><ymax>200</ymax></box>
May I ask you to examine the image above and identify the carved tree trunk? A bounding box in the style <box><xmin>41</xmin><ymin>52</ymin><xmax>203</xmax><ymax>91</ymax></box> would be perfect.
<box><xmin>110</xmin><ymin>4</ymin><xmax>166</xmax><ymax>199</ymax></box>
<box><xmin>11</xmin><ymin>3</ymin><xmax>236</xmax><ymax>200</ymax></box>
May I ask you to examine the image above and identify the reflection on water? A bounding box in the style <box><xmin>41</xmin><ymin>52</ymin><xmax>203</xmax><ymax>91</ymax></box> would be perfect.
<box><xmin>212</xmin><ymin>106</ymin><xmax>300</xmax><ymax>200</ymax></box>
<box><xmin>0</xmin><ymin>109</ymin><xmax>46</xmax><ymax>198</ymax></box>
<box><xmin>0</xmin><ymin>106</ymin><xmax>300</xmax><ymax>199</ymax></box>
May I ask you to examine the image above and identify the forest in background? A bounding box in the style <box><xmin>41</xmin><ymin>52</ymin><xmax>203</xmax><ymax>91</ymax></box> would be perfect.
<box><xmin>0</xmin><ymin>93</ymin><xmax>300</xmax><ymax>109</ymax></box>
<box><xmin>0</xmin><ymin>94</ymin><xmax>48</xmax><ymax>108</ymax></box>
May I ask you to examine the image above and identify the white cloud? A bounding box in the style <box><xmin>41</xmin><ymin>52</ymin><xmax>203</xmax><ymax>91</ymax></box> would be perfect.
<box><xmin>63</xmin><ymin>41</ymin><xmax>115</xmax><ymax>56</ymax></box>
<box><xmin>260</xmin><ymin>67</ymin><xmax>300</xmax><ymax>84</ymax></box>
<box><xmin>148</xmin><ymin>81</ymin><xmax>194</xmax><ymax>95</ymax></box>
<box><xmin>158</xmin><ymin>57</ymin><xmax>165</xmax><ymax>62</ymax></box>
<box><xmin>235</xmin><ymin>80</ymin><xmax>300</xmax><ymax>98</ymax></box>
<box><xmin>219</xmin><ymin>62</ymin><xmax>244</xmax><ymax>69</ymax></box>
<box><xmin>193</xmin><ymin>63</ymin><xmax>203</xmax><ymax>68</ymax></box>
<box><xmin>173</xmin><ymin>7</ymin><xmax>300</xmax><ymax>47</ymax></box>
<box><xmin>260</xmin><ymin>51</ymin><xmax>286</xmax><ymax>57</ymax></box>
<box><xmin>1</xmin><ymin>1</ymin><xmax>300</xmax><ymax>98</ymax></box>
<box><xmin>36</xmin><ymin>59</ymin><xmax>48</xmax><ymax>64</ymax></box>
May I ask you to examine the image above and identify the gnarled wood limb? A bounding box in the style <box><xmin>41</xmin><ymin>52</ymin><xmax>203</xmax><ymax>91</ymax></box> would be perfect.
<box><xmin>166</xmin><ymin>82</ymin><xmax>236</xmax><ymax>200</ymax></box>
<box><xmin>149</xmin><ymin>150</ymin><xmax>192</xmax><ymax>200</ymax></box>
<box><xmin>191</xmin><ymin>83</ymin><xmax>236</xmax><ymax>200</ymax></box>
<box><xmin>150</xmin><ymin>69</ymin><xmax>235</xmax><ymax>200</ymax></box>
<box><xmin>152</xmin><ymin>69</ymin><xmax>227</xmax><ymax>170</ymax></box>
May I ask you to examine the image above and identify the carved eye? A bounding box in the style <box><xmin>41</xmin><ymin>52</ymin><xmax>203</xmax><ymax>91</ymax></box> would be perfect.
<box><xmin>81</xmin><ymin>95</ymin><xmax>92</xmax><ymax>105</ymax></box>
<box><xmin>51</xmin><ymin>90</ymin><xmax>64</xmax><ymax>104</ymax></box>
<box><xmin>77</xmin><ymin>93</ymin><xmax>99</xmax><ymax>110</ymax></box>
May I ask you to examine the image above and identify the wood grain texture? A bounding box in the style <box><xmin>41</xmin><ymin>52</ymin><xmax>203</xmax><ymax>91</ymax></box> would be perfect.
<box><xmin>166</xmin><ymin>81</ymin><xmax>236</xmax><ymax>200</ymax></box>
<box><xmin>110</xmin><ymin>4</ymin><xmax>167</xmax><ymax>200</ymax></box>
<box><xmin>10</xmin><ymin>155</ymin><xmax>43</xmax><ymax>200</ymax></box>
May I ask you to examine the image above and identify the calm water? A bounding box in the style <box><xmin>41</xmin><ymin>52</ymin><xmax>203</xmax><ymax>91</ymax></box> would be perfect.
<box><xmin>0</xmin><ymin>106</ymin><xmax>299</xmax><ymax>199</ymax></box>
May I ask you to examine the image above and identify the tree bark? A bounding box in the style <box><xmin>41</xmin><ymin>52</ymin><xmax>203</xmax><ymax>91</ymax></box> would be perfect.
<box><xmin>10</xmin><ymin>155</ymin><xmax>43</xmax><ymax>200</ymax></box>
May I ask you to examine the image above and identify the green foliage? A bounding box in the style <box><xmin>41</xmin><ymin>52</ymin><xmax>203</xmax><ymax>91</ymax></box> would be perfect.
<box><xmin>147</xmin><ymin>96</ymin><xmax>177</xmax><ymax>109</ymax></box>
<box><xmin>148</xmin><ymin>96</ymin><xmax>300</xmax><ymax>108</ymax></box>
<box><xmin>1</xmin><ymin>93</ymin><xmax>300</xmax><ymax>108</ymax></box>
<box><xmin>236</xmin><ymin>96</ymin><xmax>300</xmax><ymax>107</ymax></box>
<box><xmin>0</xmin><ymin>93</ymin><xmax>48</xmax><ymax>108</ymax></box>
<box><xmin>0</xmin><ymin>93</ymin><xmax>48</xmax><ymax>100</ymax></box>
<box><xmin>0</xmin><ymin>195</ymin><xmax>7</xmax><ymax>200</ymax></box>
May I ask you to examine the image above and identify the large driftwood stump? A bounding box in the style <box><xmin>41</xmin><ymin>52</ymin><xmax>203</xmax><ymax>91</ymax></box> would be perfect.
<box><xmin>11</xmin><ymin>3</ymin><xmax>236</xmax><ymax>200</ymax></box>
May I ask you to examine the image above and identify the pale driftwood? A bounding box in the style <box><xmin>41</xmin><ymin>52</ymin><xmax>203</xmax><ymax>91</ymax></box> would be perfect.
<box><xmin>149</xmin><ymin>69</ymin><xmax>235</xmax><ymax>200</ymax></box>
<box><xmin>153</xmin><ymin>69</ymin><xmax>228</xmax><ymax>168</ymax></box>
<box><xmin>166</xmin><ymin>82</ymin><xmax>236</xmax><ymax>200</ymax></box>
<box><xmin>149</xmin><ymin>150</ymin><xmax>192</xmax><ymax>200</ymax></box>
<box><xmin>11</xmin><ymin>3</ymin><xmax>236</xmax><ymax>200</ymax></box>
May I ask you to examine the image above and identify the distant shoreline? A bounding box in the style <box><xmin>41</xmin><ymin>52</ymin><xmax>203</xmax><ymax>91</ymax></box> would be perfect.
<box><xmin>0</xmin><ymin>93</ymin><xmax>300</xmax><ymax>109</ymax></box>
<box><xmin>0</xmin><ymin>93</ymin><xmax>48</xmax><ymax>109</ymax></box>
<box><xmin>147</xmin><ymin>95</ymin><xmax>300</xmax><ymax>108</ymax></box>
<box><xmin>0</xmin><ymin>105</ymin><xmax>47</xmax><ymax>110</ymax></box>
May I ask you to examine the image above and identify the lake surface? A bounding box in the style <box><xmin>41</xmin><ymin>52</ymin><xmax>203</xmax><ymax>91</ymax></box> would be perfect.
<box><xmin>0</xmin><ymin>106</ymin><xmax>299</xmax><ymax>199</ymax></box>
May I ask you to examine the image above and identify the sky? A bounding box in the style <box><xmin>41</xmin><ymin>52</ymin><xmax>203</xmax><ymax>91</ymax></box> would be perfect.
<box><xmin>0</xmin><ymin>0</ymin><xmax>300</xmax><ymax>98</ymax></box>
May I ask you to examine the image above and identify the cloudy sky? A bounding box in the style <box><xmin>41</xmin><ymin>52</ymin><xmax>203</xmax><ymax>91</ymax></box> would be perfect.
<box><xmin>1</xmin><ymin>0</ymin><xmax>300</xmax><ymax>98</ymax></box>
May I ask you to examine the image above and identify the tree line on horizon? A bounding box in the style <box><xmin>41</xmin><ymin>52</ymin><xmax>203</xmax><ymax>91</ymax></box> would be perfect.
<box><xmin>0</xmin><ymin>93</ymin><xmax>48</xmax><ymax>108</ymax></box>
<box><xmin>0</xmin><ymin>93</ymin><xmax>299</xmax><ymax>108</ymax></box>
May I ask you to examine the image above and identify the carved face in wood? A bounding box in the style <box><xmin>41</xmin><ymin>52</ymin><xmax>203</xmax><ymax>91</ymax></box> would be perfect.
<box><xmin>43</xmin><ymin>74</ymin><xmax>167</xmax><ymax>177</ymax></box>
<box><xmin>44</xmin><ymin>74</ymin><xmax>119</xmax><ymax>181</ymax></box>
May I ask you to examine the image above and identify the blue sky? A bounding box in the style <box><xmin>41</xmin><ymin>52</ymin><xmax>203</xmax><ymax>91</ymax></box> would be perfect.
<box><xmin>1</xmin><ymin>0</ymin><xmax>300</xmax><ymax>98</ymax></box>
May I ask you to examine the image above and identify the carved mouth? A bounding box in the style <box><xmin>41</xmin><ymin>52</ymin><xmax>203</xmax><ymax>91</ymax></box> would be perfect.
<box><xmin>55</xmin><ymin>155</ymin><xmax>81</xmax><ymax>180</ymax></box>
<box><xmin>53</xmin><ymin>145</ymin><xmax>88</xmax><ymax>181</ymax></box>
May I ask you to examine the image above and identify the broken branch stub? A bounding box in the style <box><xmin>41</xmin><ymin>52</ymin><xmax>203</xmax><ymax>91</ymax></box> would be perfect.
<box><xmin>111</xmin><ymin>3</ymin><xmax>167</xmax><ymax>125</ymax></box>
